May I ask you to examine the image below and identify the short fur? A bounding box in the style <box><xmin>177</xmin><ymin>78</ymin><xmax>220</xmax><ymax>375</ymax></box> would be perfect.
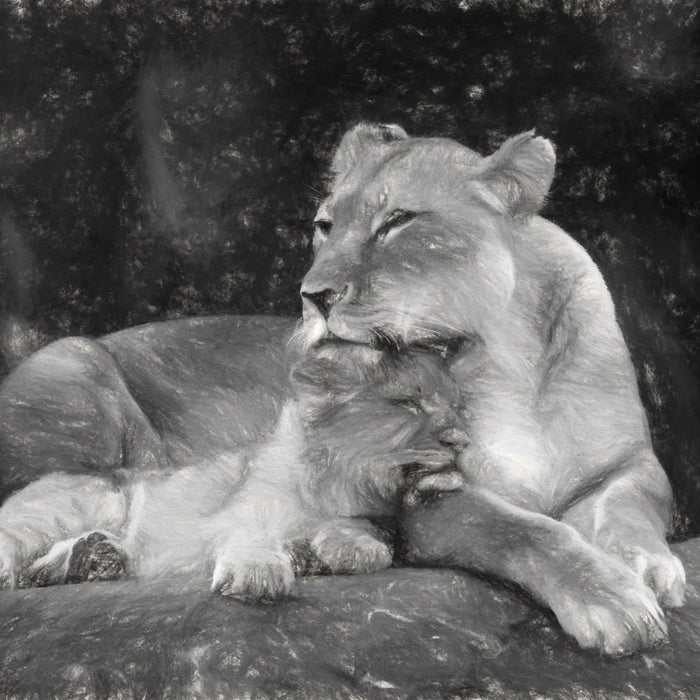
<box><xmin>297</xmin><ymin>123</ymin><xmax>685</xmax><ymax>654</ymax></box>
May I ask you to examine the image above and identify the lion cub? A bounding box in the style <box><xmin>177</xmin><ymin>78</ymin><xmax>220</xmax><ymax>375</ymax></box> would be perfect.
<box><xmin>0</xmin><ymin>346</ymin><xmax>467</xmax><ymax>595</ymax></box>
<box><xmin>211</xmin><ymin>344</ymin><xmax>468</xmax><ymax>598</ymax></box>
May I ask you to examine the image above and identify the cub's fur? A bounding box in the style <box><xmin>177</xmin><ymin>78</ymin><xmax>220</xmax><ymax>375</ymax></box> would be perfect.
<box><xmin>211</xmin><ymin>344</ymin><xmax>466</xmax><ymax>598</ymax></box>
<box><xmin>0</xmin><ymin>346</ymin><xmax>465</xmax><ymax>598</ymax></box>
<box><xmin>297</xmin><ymin>123</ymin><xmax>685</xmax><ymax>655</ymax></box>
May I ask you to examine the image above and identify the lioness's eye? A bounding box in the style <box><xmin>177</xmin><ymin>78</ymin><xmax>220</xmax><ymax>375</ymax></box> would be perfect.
<box><xmin>375</xmin><ymin>209</ymin><xmax>418</xmax><ymax>241</ymax></box>
<box><xmin>313</xmin><ymin>219</ymin><xmax>332</xmax><ymax>239</ymax></box>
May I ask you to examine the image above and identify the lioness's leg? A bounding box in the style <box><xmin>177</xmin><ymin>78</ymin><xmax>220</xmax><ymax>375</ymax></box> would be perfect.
<box><xmin>561</xmin><ymin>448</ymin><xmax>685</xmax><ymax>607</ymax></box>
<box><xmin>401</xmin><ymin>486</ymin><xmax>667</xmax><ymax>655</ymax></box>
<box><xmin>0</xmin><ymin>472</ymin><xmax>128</xmax><ymax>587</ymax></box>
<box><xmin>310</xmin><ymin>517</ymin><xmax>393</xmax><ymax>574</ymax></box>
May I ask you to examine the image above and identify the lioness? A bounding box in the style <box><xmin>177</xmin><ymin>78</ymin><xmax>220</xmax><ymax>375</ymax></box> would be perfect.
<box><xmin>0</xmin><ymin>344</ymin><xmax>465</xmax><ymax>596</ymax></box>
<box><xmin>297</xmin><ymin>123</ymin><xmax>685</xmax><ymax>654</ymax></box>
<box><xmin>0</xmin><ymin>124</ymin><xmax>685</xmax><ymax>654</ymax></box>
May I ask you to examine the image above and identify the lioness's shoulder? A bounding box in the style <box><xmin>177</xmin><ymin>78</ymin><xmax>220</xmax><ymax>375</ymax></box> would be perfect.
<box><xmin>524</xmin><ymin>216</ymin><xmax>614</xmax><ymax>308</ymax></box>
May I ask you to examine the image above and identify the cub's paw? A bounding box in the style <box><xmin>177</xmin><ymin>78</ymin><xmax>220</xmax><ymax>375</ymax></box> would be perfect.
<box><xmin>311</xmin><ymin>523</ymin><xmax>393</xmax><ymax>574</ymax></box>
<box><xmin>401</xmin><ymin>457</ymin><xmax>465</xmax><ymax>507</ymax></box>
<box><xmin>553</xmin><ymin>556</ymin><xmax>667</xmax><ymax>656</ymax></box>
<box><xmin>28</xmin><ymin>531</ymin><xmax>128</xmax><ymax>587</ymax></box>
<box><xmin>0</xmin><ymin>536</ymin><xmax>17</xmax><ymax>589</ymax></box>
<box><xmin>212</xmin><ymin>544</ymin><xmax>294</xmax><ymax>601</ymax></box>
<box><xmin>629</xmin><ymin>547</ymin><xmax>686</xmax><ymax>608</ymax></box>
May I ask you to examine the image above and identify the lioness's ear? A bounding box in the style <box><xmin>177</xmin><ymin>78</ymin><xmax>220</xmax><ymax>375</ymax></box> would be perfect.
<box><xmin>332</xmin><ymin>122</ymin><xmax>408</xmax><ymax>177</ymax></box>
<box><xmin>478</xmin><ymin>131</ymin><xmax>556</xmax><ymax>216</ymax></box>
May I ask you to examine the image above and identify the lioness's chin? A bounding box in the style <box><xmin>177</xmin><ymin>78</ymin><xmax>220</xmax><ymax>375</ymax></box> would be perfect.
<box><xmin>326</xmin><ymin>317</ymin><xmax>374</xmax><ymax>345</ymax></box>
<box><xmin>300</xmin><ymin>309</ymin><xmax>470</xmax><ymax>357</ymax></box>
<box><xmin>318</xmin><ymin>328</ymin><xmax>473</xmax><ymax>364</ymax></box>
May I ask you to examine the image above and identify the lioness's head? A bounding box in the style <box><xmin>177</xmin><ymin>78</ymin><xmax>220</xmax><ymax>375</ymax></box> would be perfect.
<box><xmin>298</xmin><ymin>123</ymin><xmax>555</xmax><ymax>350</ymax></box>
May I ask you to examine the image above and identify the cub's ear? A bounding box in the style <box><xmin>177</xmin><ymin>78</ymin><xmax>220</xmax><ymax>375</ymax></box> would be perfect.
<box><xmin>331</xmin><ymin>122</ymin><xmax>408</xmax><ymax>178</ymax></box>
<box><xmin>477</xmin><ymin>131</ymin><xmax>556</xmax><ymax>216</ymax></box>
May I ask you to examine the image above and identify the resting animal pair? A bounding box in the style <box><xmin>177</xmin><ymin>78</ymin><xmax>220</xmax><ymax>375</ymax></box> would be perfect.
<box><xmin>0</xmin><ymin>123</ymin><xmax>686</xmax><ymax>655</ymax></box>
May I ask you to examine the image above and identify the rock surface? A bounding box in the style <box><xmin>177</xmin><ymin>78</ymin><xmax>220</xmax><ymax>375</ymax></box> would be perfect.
<box><xmin>0</xmin><ymin>540</ymin><xmax>698</xmax><ymax>699</ymax></box>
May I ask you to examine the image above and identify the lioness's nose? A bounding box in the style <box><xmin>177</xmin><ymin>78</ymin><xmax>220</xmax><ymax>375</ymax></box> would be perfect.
<box><xmin>437</xmin><ymin>427</ymin><xmax>470</xmax><ymax>452</ymax></box>
<box><xmin>301</xmin><ymin>287</ymin><xmax>345</xmax><ymax>319</ymax></box>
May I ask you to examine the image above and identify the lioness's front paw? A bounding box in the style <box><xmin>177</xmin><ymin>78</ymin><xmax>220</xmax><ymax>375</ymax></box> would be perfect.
<box><xmin>553</xmin><ymin>557</ymin><xmax>667</xmax><ymax>656</ymax></box>
<box><xmin>630</xmin><ymin>547</ymin><xmax>686</xmax><ymax>608</ymax></box>
<box><xmin>212</xmin><ymin>545</ymin><xmax>294</xmax><ymax>601</ymax></box>
<box><xmin>311</xmin><ymin>524</ymin><xmax>392</xmax><ymax>574</ymax></box>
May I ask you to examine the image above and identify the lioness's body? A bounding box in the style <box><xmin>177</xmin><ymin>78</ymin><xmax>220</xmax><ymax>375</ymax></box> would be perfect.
<box><xmin>450</xmin><ymin>214</ymin><xmax>651</xmax><ymax>512</ymax></box>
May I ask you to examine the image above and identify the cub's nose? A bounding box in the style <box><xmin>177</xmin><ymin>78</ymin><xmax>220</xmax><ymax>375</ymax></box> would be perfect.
<box><xmin>437</xmin><ymin>427</ymin><xmax>470</xmax><ymax>452</ymax></box>
<box><xmin>301</xmin><ymin>288</ymin><xmax>345</xmax><ymax>320</ymax></box>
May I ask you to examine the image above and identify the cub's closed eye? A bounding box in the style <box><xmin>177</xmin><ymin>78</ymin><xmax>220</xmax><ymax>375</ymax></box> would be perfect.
<box><xmin>313</xmin><ymin>220</ymin><xmax>332</xmax><ymax>237</ymax></box>
<box><xmin>375</xmin><ymin>209</ymin><xmax>418</xmax><ymax>241</ymax></box>
<box><xmin>392</xmin><ymin>397</ymin><xmax>423</xmax><ymax>415</ymax></box>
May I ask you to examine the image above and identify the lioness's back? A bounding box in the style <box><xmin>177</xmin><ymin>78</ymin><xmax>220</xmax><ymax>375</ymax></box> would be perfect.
<box><xmin>0</xmin><ymin>315</ymin><xmax>297</xmax><ymax>498</ymax></box>
<box><xmin>99</xmin><ymin>314</ymin><xmax>297</xmax><ymax>457</ymax></box>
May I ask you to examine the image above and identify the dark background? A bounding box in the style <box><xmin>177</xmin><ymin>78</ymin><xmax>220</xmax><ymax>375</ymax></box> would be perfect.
<box><xmin>0</xmin><ymin>0</ymin><xmax>698</xmax><ymax>534</ymax></box>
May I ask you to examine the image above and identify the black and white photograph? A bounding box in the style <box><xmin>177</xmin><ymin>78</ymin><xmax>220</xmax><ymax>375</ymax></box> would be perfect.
<box><xmin>0</xmin><ymin>0</ymin><xmax>698</xmax><ymax>697</ymax></box>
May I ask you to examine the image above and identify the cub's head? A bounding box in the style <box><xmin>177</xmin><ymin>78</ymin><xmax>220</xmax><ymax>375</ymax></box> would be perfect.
<box><xmin>298</xmin><ymin>123</ymin><xmax>555</xmax><ymax>350</ymax></box>
<box><xmin>292</xmin><ymin>347</ymin><xmax>470</xmax><ymax>512</ymax></box>
<box><xmin>291</xmin><ymin>345</ymin><xmax>470</xmax><ymax>477</ymax></box>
